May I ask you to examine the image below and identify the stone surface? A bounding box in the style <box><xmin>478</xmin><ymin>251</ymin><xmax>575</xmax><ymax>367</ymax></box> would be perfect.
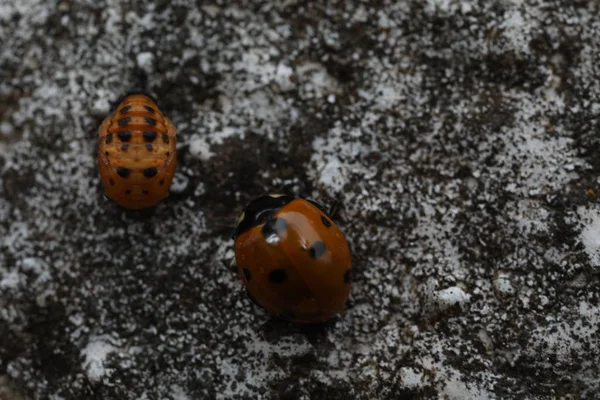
<box><xmin>1</xmin><ymin>1</ymin><xmax>599</xmax><ymax>399</ymax></box>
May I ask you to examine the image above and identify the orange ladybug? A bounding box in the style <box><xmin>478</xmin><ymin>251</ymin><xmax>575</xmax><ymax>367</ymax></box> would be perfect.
<box><xmin>232</xmin><ymin>194</ymin><xmax>352</xmax><ymax>324</ymax></box>
<box><xmin>98</xmin><ymin>94</ymin><xmax>177</xmax><ymax>209</ymax></box>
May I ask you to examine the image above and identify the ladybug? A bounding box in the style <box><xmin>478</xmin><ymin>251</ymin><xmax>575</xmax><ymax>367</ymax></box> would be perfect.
<box><xmin>232</xmin><ymin>194</ymin><xmax>352</xmax><ymax>324</ymax></box>
<box><xmin>98</xmin><ymin>94</ymin><xmax>177</xmax><ymax>209</ymax></box>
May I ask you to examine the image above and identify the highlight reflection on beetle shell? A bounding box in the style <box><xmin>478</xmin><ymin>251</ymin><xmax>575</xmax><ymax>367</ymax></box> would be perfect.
<box><xmin>98</xmin><ymin>94</ymin><xmax>177</xmax><ymax>209</ymax></box>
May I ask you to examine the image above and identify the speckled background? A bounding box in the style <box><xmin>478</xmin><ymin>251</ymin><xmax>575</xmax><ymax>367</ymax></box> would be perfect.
<box><xmin>1</xmin><ymin>1</ymin><xmax>599</xmax><ymax>399</ymax></box>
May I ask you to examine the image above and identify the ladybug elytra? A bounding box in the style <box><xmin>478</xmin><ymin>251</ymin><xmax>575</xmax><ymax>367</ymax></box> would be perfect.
<box><xmin>232</xmin><ymin>194</ymin><xmax>352</xmax><ymax>324</ymax></box>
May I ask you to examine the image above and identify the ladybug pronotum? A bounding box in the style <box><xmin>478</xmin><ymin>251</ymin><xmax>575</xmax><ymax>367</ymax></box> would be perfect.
<box><xmin>98</xmin><ymin>94</ymin><xmax>177</xmax><ymax>209</ymax></box>
<box><xmin>232</xmin><ymin>194</ymin><xmax>353</xmax><ymax>324</ymax></box>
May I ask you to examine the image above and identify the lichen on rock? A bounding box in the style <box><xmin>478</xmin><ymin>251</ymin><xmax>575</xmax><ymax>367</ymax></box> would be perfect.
<box><xmin>1</xmin><ymin>1</ymin><xmax>599</xmax><ymax>399</ymax></box>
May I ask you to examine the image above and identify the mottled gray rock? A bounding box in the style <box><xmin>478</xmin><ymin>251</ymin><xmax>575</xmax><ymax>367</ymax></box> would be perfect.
<box><xmin>1</xmin><ymin>1</ymin><xmax>599</xmax><ymax>399</ymax></box>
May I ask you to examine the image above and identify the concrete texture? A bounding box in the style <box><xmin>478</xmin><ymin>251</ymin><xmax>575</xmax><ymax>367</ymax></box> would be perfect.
<box><xmin>0</xmin><ymin>1</ymin><xmax>599</xmax><ymax>399</ymax></box>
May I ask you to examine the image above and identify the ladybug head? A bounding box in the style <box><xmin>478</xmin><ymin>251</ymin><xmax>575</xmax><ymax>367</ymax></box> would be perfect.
<box><xmin>111</xmin><ymin>91</ymin><xmax>160</xmax><ymax>110</ymax></box>
<box><xmin>231</xmin><ymin>194</ymin><xmax>294</xmax><ymax>240</ymax></box>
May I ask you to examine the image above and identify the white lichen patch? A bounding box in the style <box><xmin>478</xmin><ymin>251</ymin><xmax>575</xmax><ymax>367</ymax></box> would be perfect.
<box><xmin>1</xmin><ymin>1</ymin><xmax>599</xmax><ymax>399</ymax></box>
<box><xmin>81</xmin><ymin>336</ymin><xmax>119</xmax><ymax>383</ymax></box>
<box><xmin>136</xmin><ymin>52</ymin><xmax>155</xmax><ymax>74</ymax></box>
<box><xmin>498</xmin><ymin>7</ymin><xmax>538</xmax><ymax>55</ymax></box>
<box><xmin>0</xmin><ymin>271</ymin><xmax>21</xmax><ymax>290</ymax></box>
<box><xmin>20</xmin><ymin>257</ymin><xmax>51</xmax><ymax>286</ymax></box>
<box><xmin>398</xmin><ymin>367</ymin><xmax>424</xmax><ymax>390</ymax></box>
<box><xmin>492</xmin><ymin>272</ymin><xmax>516</xmax><ymax>297</ymax></box>
<box><xmin>432</xmin><ymin>286</ymin><xmax>472</xmax><ymax>311</ymax></box>
<box><xmin>577</xmin><ymin>206</ymin><xmax>600</xmax><ymax>270</ymax></box>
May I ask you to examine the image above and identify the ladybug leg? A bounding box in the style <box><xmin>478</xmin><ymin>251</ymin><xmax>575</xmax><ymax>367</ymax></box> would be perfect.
<box><xmin>307</xmin><ymin>197</ymin><xmax>342</xmax><ymax>220</ymax></box>
<box><xmin>329</xmin><ymin>190</ymin><xmax>346</xmax><ymax>218</ymax></box>
<box><xmin>328</xmin><ymin>199</ymin><xmax>342</xmax><ymax>219</ymax></box>
<box><xmin>307</xmin><ymin>199</ymin><xmax>328</xmax><ymax>214</ymax></box>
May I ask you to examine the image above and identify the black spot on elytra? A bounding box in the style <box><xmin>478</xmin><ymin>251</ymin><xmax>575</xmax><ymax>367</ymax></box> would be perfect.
<box><xmin>121</xmin><ymin>144</ymin><xmax>129</xmax><ymax>151</ymax></box>
<box><xmin>109</xmin><ymin>179</ymin><xmax>114</xmax><ymax>185</ymax></box>
<box><xmin>162</xmin><ymin>133</ymin><xmax>169</xmax><ymax>143</ymax></box>
<box><xmin>321</xmin><ymin>216</ymin><xmax>331</xmax><ymax>228</ymax></box>
<box><xmin>144</xmin><ymin>117</ymin><xmax>157</xmax><ymax>126</ymax></box>
<box><xmin>120</xmin><ymin>105</ymin><xmax>132</xmax><ymax>114</ymax></box>
<box><xmin>279</xmin><ymin>311</ymin><xmax>296</xmax><ymax>321</ymax></box>
<box><xmin>242</xmin><ymin>268</ymin><xmax>251</xmax><ymax>281</ymax></box>
<box><xmin>105</xmin><ymin>133</ymin><xmax>113</xmax><ymax>144</ymax></box>
<box><xmin>117</xmin><ymin>167</ymin><xmax>130</xmax><ymax>178</ymax></box>
<box><xmin>145</xmin><ymin>144</ymin><xmax>153</xmax><ymax>152</ymax></box>
<box><xmin>344</xmin><ymin>269</ymin><xmax>352</xmax><ymax>284</ymax></box>
<box><xmin>166</xmin><ymin>152</ymin><xmax>170</xmax><ymax>157</ymax></box>
<box><xmin>143</xmin><ymin>131</ymin><xmax>157</xmax><ymax>142</ymax></box>
<box><xmin>143</xmin><ymin>167</ymin><xmax>157</xmax><ymax>178</ymax></box>
<box><xmin>125</xmin><ymin>190</ymin><xmax>131</xmax><ymax>195</ymax></box>
<box><xmin>105</xmin><ymin>151</ymin><xmax>109</xmax><ymax>156</ymax></box>
<box><xmin>142</xmin><ymin>190</ymin><xmax>149</xmax><ymax>194</ymax></box>
<box><xmin>262</xmin><ymin>218</ymin><xmax>288</xmax><ymax>240</ymax></box>
<box><xmin>117</xmin><ymin>131</ymin><xmax>131</xmax><ymax>142</ymax></box>
<box><xmin>269</xmin><ymin>269</ymin><xmax>287</xmax><ymax>284</ymax></box>
<box><xmin>309</xmin><ymin>241</ymin><xmax>326</xmax><ymax>259</ymax></box>
<box><xmin>159</xmin><ymin>179</ymin><xmax>165</xmax><ymax>185</ymax></box>
<box><xmin>144</xmin><ymin>105</ymin><xmax>155</xmax><ymax>113</ymax></box>
<box><xmin>118</xmin><ymin>117</ymin><xmax>131</xmax><ymax>126</ymax></box>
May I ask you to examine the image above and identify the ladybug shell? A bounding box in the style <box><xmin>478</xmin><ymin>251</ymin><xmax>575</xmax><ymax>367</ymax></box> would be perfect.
<box><xmin>233</xmin><ymin>195</ymin><xmax>352</xmax><ymax>324</ymax></box>
<box><xmin>98</xmin><ymin>94</ymin><xmax>177</xmax><ymax>209</ymax></box>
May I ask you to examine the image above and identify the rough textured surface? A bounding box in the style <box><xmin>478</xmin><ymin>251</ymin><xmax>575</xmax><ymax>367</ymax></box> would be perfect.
<box><xmin>1</xmin><ymin>1</ymin><xmax>599</xmax><ymax>399</ymax></box>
